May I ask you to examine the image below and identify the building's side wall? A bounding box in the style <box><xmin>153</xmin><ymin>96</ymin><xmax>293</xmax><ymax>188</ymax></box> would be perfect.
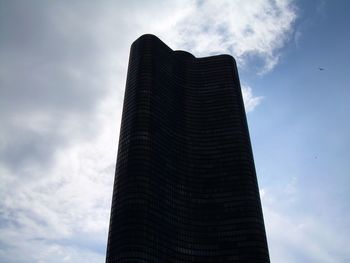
<box><xmin>106</xmin><ymin>35</ymin><xmax>154</xmax><ymax>261</ymax></box>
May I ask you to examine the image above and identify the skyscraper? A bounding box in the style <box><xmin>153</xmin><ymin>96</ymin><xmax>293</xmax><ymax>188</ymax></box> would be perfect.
<box><xmin>106</xmin><ymin>34</ymin><xmax>270</xmax><ymax>262</ymax></box>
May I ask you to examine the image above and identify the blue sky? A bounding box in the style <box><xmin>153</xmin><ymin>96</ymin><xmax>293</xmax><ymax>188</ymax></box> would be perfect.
<box><xmin>0</xmin><ymin>0</ymin><xmax>349</xmax><ymax>262</ymax></box>
<box><xmin>246</xmin><ymin>1</ymin><xmax>350</xmax><ymax>261</ymax></box>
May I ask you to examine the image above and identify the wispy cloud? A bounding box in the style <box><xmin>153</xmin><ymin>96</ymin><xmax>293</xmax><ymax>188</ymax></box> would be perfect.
<box><xmin>0</xmin><ymin>1</ymin><xmax>297</xmax><ymax>262</ymax></box>
<box><xmin>242</xmin><ymin>85</ymin><xmax>264</xmax><ymax>112</ymax></box>
<box><xmin>152</xmin><ymin>0</ymin><xmax>297</xmax><ymax>73</ymax></box>
<box><xmin>260</xmin><ymin>182</ymin><xmax>350</xmax><ymax>263</ymax></box>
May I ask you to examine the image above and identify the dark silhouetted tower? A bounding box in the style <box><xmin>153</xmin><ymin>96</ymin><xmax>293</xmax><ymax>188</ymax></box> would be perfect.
<box><xmin>106</xmin><ymin>34</ymin><xmax>270</xmax><ymax>262</ymax></box>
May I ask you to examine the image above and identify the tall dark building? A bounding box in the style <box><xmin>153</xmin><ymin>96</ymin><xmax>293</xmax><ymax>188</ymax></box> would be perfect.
<box><xmin>106</xmin><ymin>34</ymin><xmax>269</xmax><ymax>262</ymax></box>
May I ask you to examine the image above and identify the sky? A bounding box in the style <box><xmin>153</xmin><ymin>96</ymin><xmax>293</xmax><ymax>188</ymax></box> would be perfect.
<box><xmin>0</xmin><ymin>0</ymin><xmax>349</xmax><ymax>262</ymax></box>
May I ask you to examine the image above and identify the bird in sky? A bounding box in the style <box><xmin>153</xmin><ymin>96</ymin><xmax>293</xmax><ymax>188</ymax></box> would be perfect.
<box><xmin>318</xmin><ymin>67</ymin><xmax>325</xmax><ymax>71</ymax></box>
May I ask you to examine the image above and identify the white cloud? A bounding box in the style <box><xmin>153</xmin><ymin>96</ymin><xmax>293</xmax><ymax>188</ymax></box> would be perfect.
<box><xmin>261</xmin><ymin>184</ymin><xmax>350</xmax><ymax>263</ymax></box>
<box><xmin>0</xmin><ymin>1</ymin><xmax>298</xmax><ymax>262</ymax></box>
<box><xmin>242</xmin><ymin>85</ymin><xmax>264</xmax><ymax>112</ymax></box>
<box><xmin>151</xmin><ymin>0</ymin><xmax>296</xmax><ymax>73</ymax></box>
<box><xmin>0</xmin><ymin>97</ymin><xmax>119</xmax><ymax>262</ymax></box>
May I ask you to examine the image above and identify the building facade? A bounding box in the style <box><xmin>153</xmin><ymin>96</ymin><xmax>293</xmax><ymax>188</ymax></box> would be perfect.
<box><xmin>106</xmin><ymin>34</ymin><xmax>270</xmax><ymax>262</ymax></box>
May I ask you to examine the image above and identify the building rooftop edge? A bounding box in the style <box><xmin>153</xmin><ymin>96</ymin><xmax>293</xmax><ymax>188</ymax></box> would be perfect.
<box><xmin>133</xmin><ymin>34</ymin><xmax>236</xmax><ymax>63</ymax></box>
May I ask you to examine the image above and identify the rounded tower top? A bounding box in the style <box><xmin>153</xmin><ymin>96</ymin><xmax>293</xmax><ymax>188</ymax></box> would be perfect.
<box><xmin>174</xmin><ymin>50</ymin><xmax>195</xmax><ymax>60</ymax></box>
